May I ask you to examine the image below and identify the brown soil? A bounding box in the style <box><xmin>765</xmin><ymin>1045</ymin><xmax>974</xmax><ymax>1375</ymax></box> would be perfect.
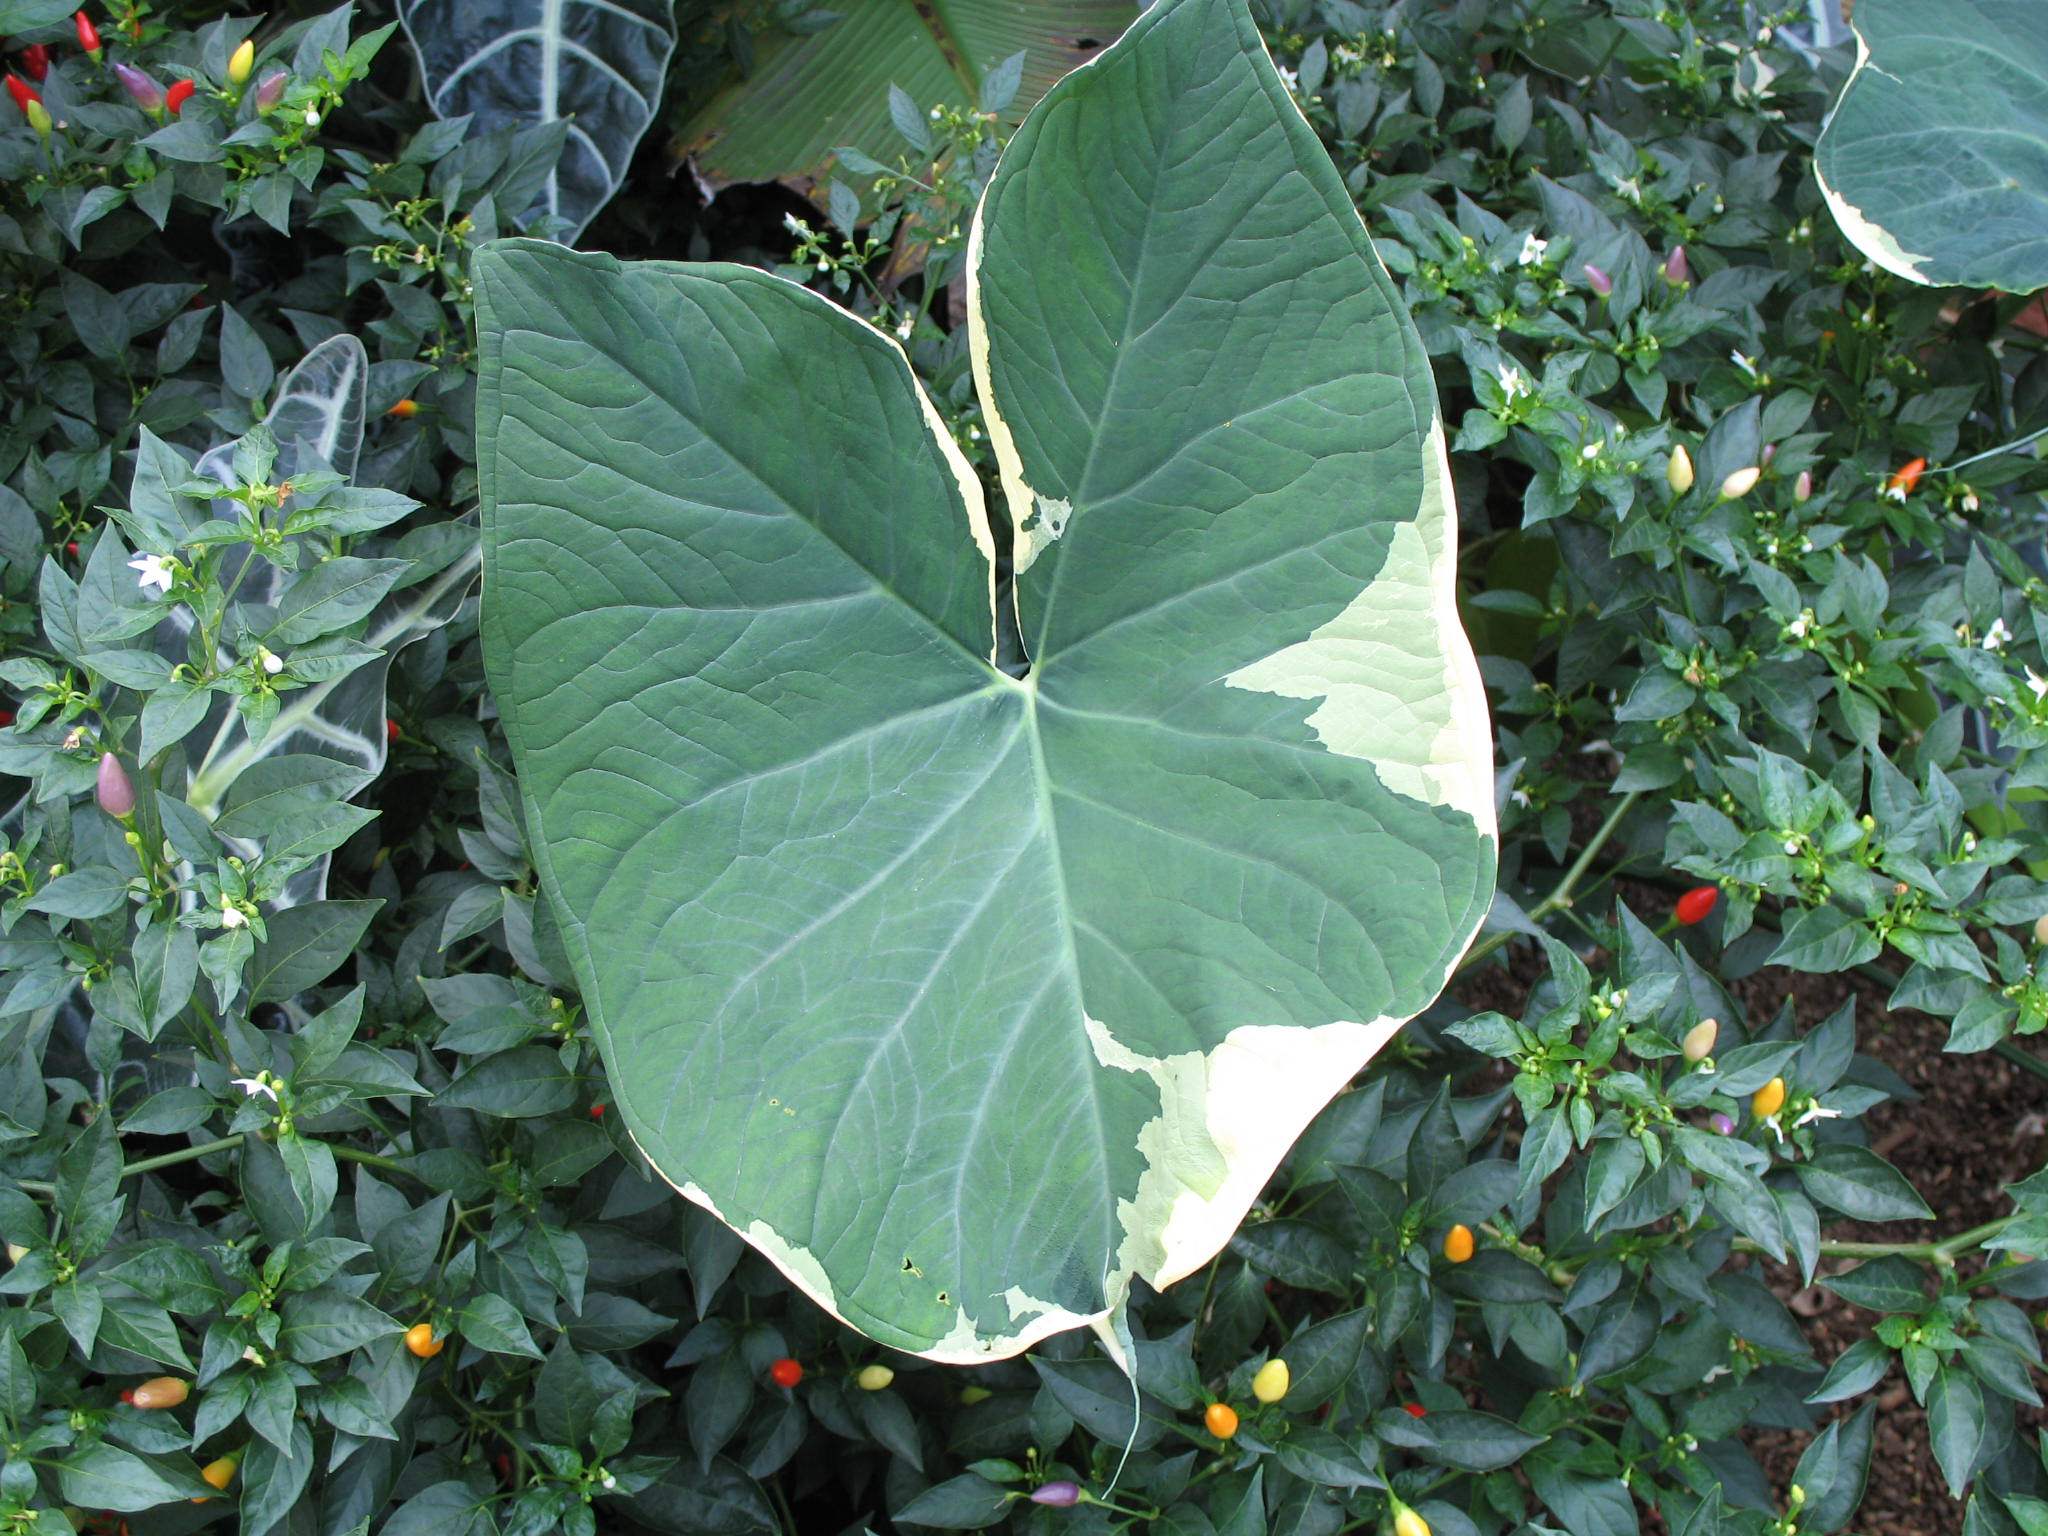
<box><xmin>1450</xmin><ymin>932</ymin><xmax>2048</xmax><ymax>1536</ymax></box>
<box><xmin>1731</xmin><ymin>962</ymin><xmax>2048</xmax><ymax>1536</ymax></box>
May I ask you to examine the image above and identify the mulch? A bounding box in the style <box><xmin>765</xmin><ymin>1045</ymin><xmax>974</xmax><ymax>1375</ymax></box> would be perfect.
<box><xmin>1446</xmin><ymin>932</ymin><xmax>2048</xmax><ymax>1536</ymax></box>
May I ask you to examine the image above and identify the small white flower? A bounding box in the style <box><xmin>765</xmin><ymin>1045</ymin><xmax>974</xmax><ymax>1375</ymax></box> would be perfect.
<box><xmin>895</xmin><ymin>317</ymin><xmax>914</xmax><ymax>339</ymax></box>
<box><xmin>221</xmin><ymin>899</ymin><xmax>248</xmax><ymax>931</ymax></box>
<box><xmin>1614</xmin><ymin>177</ymin><xmax>1641</xmax><ymax>203</ymax></box>
<box><xmin>1510</xmin><ymin>788</ymin><xmax>1533</xmax><ymax>808</ymax></box>
<box><xmin>129</xmin><ymin>553</ymin><xmax>175</xmax><ymax>594</ymax></box>
<box><xmin>1701</xmin><ymin>1365</ymin><xmax>1731</xmax><ymax>1385</ymax></box>
<box><xmin>601</xmin><ymin>1475</ymin><xmax>618</xmax><ymax>1491</ymax></box>
<box><xmin>1793</xmin><ymin>1102</ymin><xmax>1841</xmax><ymax>1128</ymax></box>
<box><xmin>1581</xmin><ymin>441</ymin><xmax>1602</xmax><ymax>460</ymax></box>
<box><xmin>1782</xmin><ymin>838</ymin><xmax>1800</xmax><ymax>855</ymax></box>
<box><xmin>1276</xmin><ymin>66</ymin><xmax>1299</xmax><ymax>90</ymax></box>
<box><xmin>303</xmin><ymin>106</ymin><xmax>319</xmax><ymax>126</ymax></box>
<box><xmin>1497</xmin><ymin>364</ymin><xmax>1527</xmax><ymax>400</ymax></box>
<box><xmin>2026</xmin><ymin>667</ymin><xmax>2048</xmax><ymax>703</ymax></box>
<box><xmin>1517</xmin><ymin>231</ymin><xmax>1548</xmax><ymax>266</ymax></box>
<box><xmin>257</xmin><ymin>646</ymin><xmax>283</xmax><ymax>676</ymax></box>
<box><xmin>782</xmin><ymin>213</ymin><xmax>808</xmax><ymax>237</ymax></box>
<box><xmin>1963</xmin><ymin>490</ymin><xmax>1981</xmax><ymax>512</ymax></box>
<box><xmin>231</xmin><ymin>1075</ymin><xmax>275</xmax><ymax>1100</ymax></box>
<box><xmin>1985</xmin><ymin>617</ymin><xmax>2013</xmax><ymax>651</ymax></box>
<box><xmin>1787</xmin><ymin>613</ymin><xmax>1811</xmax><ymax>639</ymax></box>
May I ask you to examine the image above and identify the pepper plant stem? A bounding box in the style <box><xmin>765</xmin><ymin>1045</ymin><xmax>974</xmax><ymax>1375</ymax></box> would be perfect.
<box><xmin>1459</xmin><ymin>789</ymin><xmax>1644</xmax><ymax>972</ymax></box>
<box><xmin>15</xmin><ymin>1133</ymin><xmax>417</xmax><ymax>1197</ymax></box>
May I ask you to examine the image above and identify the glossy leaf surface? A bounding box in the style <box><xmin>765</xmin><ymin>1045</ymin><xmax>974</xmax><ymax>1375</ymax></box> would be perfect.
<box><xmin>399</xmin><ymin>0</ymin><xmax>676</xmax><ymax>237</ymax></box>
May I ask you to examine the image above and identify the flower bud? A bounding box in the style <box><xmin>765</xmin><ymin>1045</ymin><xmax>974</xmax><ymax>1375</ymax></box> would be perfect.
<box><xmin>115</xmin><ymin>63</ymin><xmax>164</xmax><ymax>112</ymax></box>
<box><xmin>1667</xmin><ymin>446</ymin><xmax>1694</xmax><ymax>494</ymax></box>
<box><xmin>1252</xmin><ymin>1357</ymin><xmax>1290</xmax><ymax>1403</ymax></box>
<box><xmin>227</xmin><ymin>39</ymin><xmax>254</xmax><ymax>85</ymax></box>
<box><xmin>1583</xmin><ymin>263</ymin><xmax>1613</xmax><ymax>297</ymax></box>
<box><xmin>1664</xmin><ymin>244</ymin><xmax>1690</xmax><ymax>285</ymax></box>
<box><xmin>1031</xmin><ymin>1482</ymin><xmax>1082</xmax><ymax>1507</ymax></box>
<box><xmin>1794</xmin><ymin>469</ymin><xmax>1812</xmax><ymax>502</ymax></box>
<box><xmin>1719</xmin><ymin>466</ymin><xmax>1761</xmax><ymax>499</ymax></box>
<box><xmin>1682</xmin><ymin>1018</ymin><xmax>1718</xmax><ymax>1063</ymax></box>
<box><xmin>96</xmin><ymin>752</ymin><xmax>135</xmax><ymax>818</ymax></box>
<box><xmin>254</xmin><ymin>68</ymin><xmax>287</xmax><ymax>112</ymax></box>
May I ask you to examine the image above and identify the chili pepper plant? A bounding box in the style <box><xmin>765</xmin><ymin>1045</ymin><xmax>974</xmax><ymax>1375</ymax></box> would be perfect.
<box><xmin>4</xmin><ymin>0</ymin><xmax>2048</xmax><ymax>1534</ymax></box>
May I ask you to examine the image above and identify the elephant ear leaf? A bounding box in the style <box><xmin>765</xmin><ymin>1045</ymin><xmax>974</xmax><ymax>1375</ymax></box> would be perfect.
<box><xmin>398</xmin><ymin>0</ymin><xmax>677</xmax><ymax>238</ymax></box>
<box><xmin>1815</xmin><ymin>0</ymin><xmax>2048</xmax><ymax>292</ymax></box>
<box><xmin>474</xmin><ymin>0</ymin><xmax>1493</xmax><ymax>1364</ymax></box>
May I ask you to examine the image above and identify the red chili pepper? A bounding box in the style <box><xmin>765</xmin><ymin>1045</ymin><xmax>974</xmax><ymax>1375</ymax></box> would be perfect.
<box><xmin>5</xmin><ymin>74</ymin><xmax>40</xmax><ymax>113</ymax></box>
<box><xmin>385</xmin><ymin>717</ymin><xmax>400</xmax><ymax>744</ymax></box>
<box><xmin>1886</xmin><ymin>457</ymin><xmax>1927</xmax><ymax>495</ymax></box>
<box><xmin>64</xmin><ymin>541</ymin><xmax>79</xmax><ymax>558</ymax></box>
<box><xmin>1404</xmin><ymin>1402</ymin><xmax>1427</xmax><ymax>1417</ymax></box>
<box><xmin>769</xmin><ymin>1357</ymin><xmax>803</xmax><ymax>1388</ymax></box>
<box><xmin>165</xmin><ymin>77</ymin><xmax>194</xmax><ymax>115</ymax></box>
<box><xmin>21</xmin><ymin>44</ymin><xmax>49</xmax><ymax>81</ymax></box>
<box><xmin>0</xmin><ymin>712</ymin><xmax>15</xmax><ymax>728</ymax></box>
<box><xmin>74</xmin><ymin>9</ymin><xmax>101</xmax><ymax>55</ymax></box>
<box><xmin>1675</xmin><ymin>885</ymin><xmax>1718</xmax><ymax>925</ymax></box>
<box><xmin>590</xmin><ymin>1103</ymin><xmax>607</xmax><ymax>1119</ymax></box>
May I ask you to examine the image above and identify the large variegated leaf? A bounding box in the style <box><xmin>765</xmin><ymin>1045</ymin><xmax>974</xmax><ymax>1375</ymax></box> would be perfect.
<box><xmin>399</xmin><ymin>0</ymin><xmax>676</xmax><ymax>238</ymax></box>
<box><xmin>1815</xmin><ymin>0</ymin><xmax>2048</xmax><ymax>292</ymax></box>
<box><xmin>677</xmin><ymin>0</ymin><xmax>1133</xmax><ymax>189</ymax></box>
<box><xmin>475</xmin><ymin>0</ymin><xmax>1493</xmax><ymax>1362</ymax></box>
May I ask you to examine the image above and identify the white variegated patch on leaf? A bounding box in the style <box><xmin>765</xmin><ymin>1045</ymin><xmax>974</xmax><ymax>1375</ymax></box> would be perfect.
<box><xmin>475</xmin><ymin>0</ymin><xmax>1493</xmax><ymax>1362</ymax></box>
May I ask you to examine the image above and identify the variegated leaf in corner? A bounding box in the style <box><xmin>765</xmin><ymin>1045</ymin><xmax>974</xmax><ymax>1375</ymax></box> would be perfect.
<box><xmin>476</xmin><ymin>0</ymin><xmax>1493</xmax><ymax>1363</ymax></box>
<box><xmin>399</xmin><ymin>0</ymin><xmax>677</xmax><ymax>239</ymax></box>
<box><xmin>1815</xmin><ymin>0</ymin><xmax>2048</xmax><ymax>293</ymax></box>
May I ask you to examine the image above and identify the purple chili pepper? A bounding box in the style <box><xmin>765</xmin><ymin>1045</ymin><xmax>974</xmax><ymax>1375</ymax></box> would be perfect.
<box><xmin>114</xmin><ymin>61</ymin><xmax>164</xmax><ymax>113</ymax></box>
<box><xmin>1030</xmin><ymin>1481</ymin><xmax>1082</xmax><ymax>1507</ymax></box>
<box><xmin>254</xmin><ymin>68</ymin><xmax>286</xmax><ymax>113</ymax></box>
<box><xmin>1664</xmin><ymin>244</ymin><xmax>1690</xmax><ymax>285</ymax></box>
<box><xmin>1710</xmin><ymin>1112</ymin><xmax>1736</xmax><ymax>1136</ymax></box>
<box><xmin>97</xmin><ymin>752</ymin><xmax>135</xmax><ymax>818</ymax></box>
<box><xmin>1583</xmin><ymin>263</ymin><xmax>1613</xmax><ymax>297</ymax></box>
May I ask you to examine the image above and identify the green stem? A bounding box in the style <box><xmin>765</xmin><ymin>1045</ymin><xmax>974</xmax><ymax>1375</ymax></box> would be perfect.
<box><xmin>1994</xmin><ymin>1039</ymin><xmax>2048</xmax><ymax>1086</ymax></box>
<box><xmin>15</xmin><ymin>1134</ymin><xmax>419</xmax><ymax>1197</ymax></box>
<box><xmin>1459</xmin><ymin>789</ymin><xmax>1645</xmax><ymax>971</ymax></box>
<box><xmin>1732</xmin><ymin>1215</ymin><xmax>2016</xmax><ymax>1266</ymax></box>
